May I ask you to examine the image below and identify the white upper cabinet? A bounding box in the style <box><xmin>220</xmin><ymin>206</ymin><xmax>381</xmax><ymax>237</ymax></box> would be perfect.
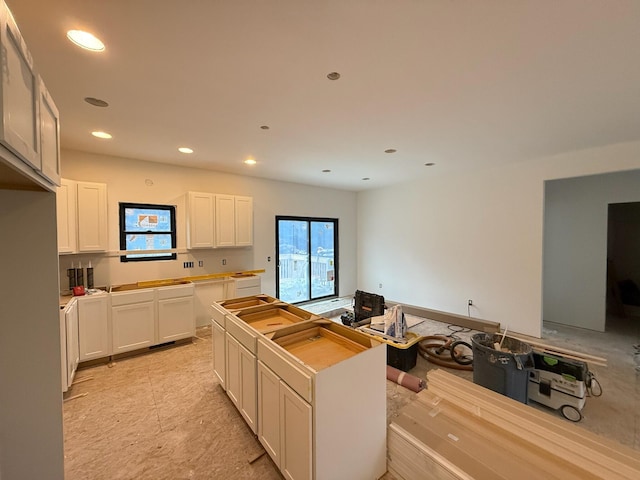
<box><xmin>234</xmin><ymin>196</ymin><xmax>253</xmax><ymax>246</ymax></box>
<box><xmin>57</xmin><ymin>179</ymin><xmax>108</xmax><ymax>254</ymax></box>
<box><xmin>0</xmin><ymin>1</ymin><xmax>60</xmax><ymax>190</ymax></box>
<box><xmin>187</xmin><ymin>191</ymin><xmax>253</xmax><ymax>249</ymax></box>
<box><xmin>187</xmin><ymin>192</ymin><xmax>215</xmax><ymax>248</ymax></box>
<box><xmin>56</xmin><ymin>179</ymin><xmax>77</xmax><ymax>254</ymax></box>
<box><xmin>0</xmin><ymin>2</ymin><xmax>40</xmax><ymax>169</ymax></box>
<box><xmin>38</xmin><ymin>78</ymin><xmax>60</xmax><ymax>185</ymax></box>
<box><xmin>76</xmin><ymin>181</ymin><xmax>108</xmax><ymax>252</ymax></box>
<box><xmin>215</xmin><ymin>194</ymin><xmax>235</xmax><ymax>247</ymax></box>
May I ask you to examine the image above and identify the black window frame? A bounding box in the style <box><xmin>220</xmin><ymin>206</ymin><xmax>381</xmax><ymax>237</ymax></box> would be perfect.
<box><xmin>119</xmin><ymin>202</ymin><xmax>177</xmax><ymax>262</ymax></box>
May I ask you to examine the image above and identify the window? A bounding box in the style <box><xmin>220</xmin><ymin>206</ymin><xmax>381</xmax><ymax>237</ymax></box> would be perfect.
<box><xmin>119</xmin><ymin>202</ymin><xmax>177</xmax><ymax>262</ymax></box>
<box><xmin>276</xmin><ymin>216</ymin><xmax>338</xmax><ymax>303</ymax></box>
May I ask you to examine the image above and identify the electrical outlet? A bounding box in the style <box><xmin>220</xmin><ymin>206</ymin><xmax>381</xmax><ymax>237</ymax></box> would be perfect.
<box><xmin>222</xmin><ymin>259</ymin><xmax>227</xmax><ymax>266</ymax></box>
<box><xmin>267</xmin><ymin>256</ymin><xmax>271</xmax><ymax>262</ymax></box>
<box><xmin>468</xmin><ymin>299</ymin><xmax>473</xmax><ymax>306</ymax></box>
<box><xmin>198</xmin><ymin>260</ymin><xmax>204</xmax><ymax>267</ymax></box>
<box><xmin>183</xmin><ymin>262</ymin><xmax>188</xmax><ymax>268</ymax></box>
<box><xmin>379</xmin><ymin>283</ymin><xmax>383</xmax><ymax>289</ymax></box>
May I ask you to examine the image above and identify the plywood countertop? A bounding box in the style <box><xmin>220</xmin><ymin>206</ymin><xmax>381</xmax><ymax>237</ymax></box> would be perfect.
<box><xmin>137</xmin><ymin>269</ymin><xmax>265</xmax><ymax>287</ymax></box>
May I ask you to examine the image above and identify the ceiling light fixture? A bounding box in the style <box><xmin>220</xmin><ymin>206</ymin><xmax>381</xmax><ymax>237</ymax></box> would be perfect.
<box><xmin>384</xmin><ymin>148</ymin><xmax>397</xmax><ymax>154</ymax></box>
<box><xmin>84</xmin><ymin>97</ymin><xmax>109</xmax><ymax>107</ymax></box>
<box><xmin>66</xmin><ymin>30</ymin><xmax>105</xmax><ymax>52</ymax></box>
<box><xmin>362</xmin><ymin>177</ymin><xmax>370</xmax><ymax>181</ymax></box>
<box><xmin>322</xmin><ymin>169</ymin><xmax>331</xmax><ymax>173</ymax></box>
<box><xmin>91</xmin><ymin>131</ymin><xmax>112</xmax><ymax>139</ymax></box>
<box><xmin>244</xmin><ymin>158</ymin><xmax>257</xmax><ymax>165</ymax></box>
<box><xmin>327</xmin><ymin>72</ymin><xmax>341</xmax><ymax>81</ymax></box>
<box><xmin>260</xmin><ymin>125</ymin><xmax>270</xmax><ymax>130</ymax></box>
<box><xmin>178</xmin><ymin>147</ymin><xmax>194</xmax><ymax>154</ymax></box>
<box><xmin>425</xmin><ymin>162</ymin><xmax>436</xmax><ymax>166</ymax></box>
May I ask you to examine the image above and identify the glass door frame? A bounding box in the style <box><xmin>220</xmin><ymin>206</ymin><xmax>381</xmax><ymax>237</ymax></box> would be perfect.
<box><xmin>275</xmin><ymin>215</ymin><xmax>339</xmax><ymax>304</ymax></box>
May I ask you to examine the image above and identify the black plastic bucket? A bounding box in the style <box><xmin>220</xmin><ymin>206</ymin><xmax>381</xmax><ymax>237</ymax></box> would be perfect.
<box><xmin>471</xmin><ymin>333</ymin><xmax>535</xmax><ymax>404</ymax></box>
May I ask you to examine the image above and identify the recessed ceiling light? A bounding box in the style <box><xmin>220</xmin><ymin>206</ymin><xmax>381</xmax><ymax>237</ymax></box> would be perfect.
<box><xmin>91</xmin><ymin>131</ymin><xmax>112</xmax><ymax>139</ymax></box>
<box><xmin>244</xmin><ymin>158</ymin><xmax>257</xmax><ymax>165</ymax></box>
<box><xmin>425</xmin><ymin>162</ymin><xmax>436</xmax><ymax>166</ymax></box>
<box><xmin>178</xmin><ymin>147</ymin><xmax>194</xmax><ymax>154</ymax></box>
<box><xmin>384</xmin><ymin>148</ymin><xmax>397</xmax><ymax>154</ymax></box>
<box><xmin>260</xmin><ymin>125</ymin><xmax>270</xmax><ymax>130</ymax></box>
<box><xmin>322</xmin><ymin>169</ymin><xmax>332</xmax><ymax>173</ymax></box>
<box><xmin>362</xmin><ymin>177</ymin><xmax>370</xmax><ymax>181</ymax></box>
<box><xmin>84</xmin><ymin>97</ymin><xmax>109</xmax><ymax>107</ymax></box>
<box><xmin>327</xmin><ymin>72</ymin><xmax>341</xmax><ymax>81</ymax></box>
<box><xmin>66</xmin><ymin>30</ymin><xmax>105</xmax><ymax>52</ymax></box>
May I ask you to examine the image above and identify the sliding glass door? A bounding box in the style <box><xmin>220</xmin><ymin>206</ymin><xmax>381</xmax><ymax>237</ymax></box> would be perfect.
<box><xmin>276</xmin><ymin>216</ymin><xmax>338</xmax><ymax>304</ymax></box>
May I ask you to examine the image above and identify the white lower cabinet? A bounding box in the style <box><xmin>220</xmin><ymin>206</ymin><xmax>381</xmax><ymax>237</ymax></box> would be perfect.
<box><xmin>60</xmin><ymin>298</ymin><xmax>79</xmax><ymax>392</ymax></box>
<box><xmin>212</xmin><ymin>319</ymin><xmax>226</xmax><ymax>390</ymax></box>
<box><xmin>258</xmin><ymin>361</ymin><xmax>312</xmax><ymax>480</ymax></box>
<box><xmin>77</xmin><ymin>295</ymin><xmax>110</xmax><ymax>361</ymax></box>
<box><xmin>158</xmin><ymin>284</ymin><xmax>195</xmax><ymax>342</ymax></box>
<box><xmin>111</xmin><ymin>290</ymin><xmax>155</xmax><ymax>354</ymax></box>
<box><xmin>226</xmin><ymin>332</ymin><xmax>257</xmax><ymax>433</ymax></box>
<box><xmin>280</xmin><ymin>380</ymin><xmax>312</xmax><ymax>480</ymax></box>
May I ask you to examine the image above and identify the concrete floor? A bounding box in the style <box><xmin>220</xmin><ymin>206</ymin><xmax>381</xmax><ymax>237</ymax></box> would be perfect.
<box><xmin>63</xmin><ymin>312</ymin><xmax>639</xmax><ymax>479</ymax></box>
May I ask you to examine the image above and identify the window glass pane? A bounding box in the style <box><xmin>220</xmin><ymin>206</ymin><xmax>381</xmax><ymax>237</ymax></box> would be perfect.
<box><xmin>125</xmin><ymin>233</ymin><xmax>173</xmax><ymax>255</ymax></box>
<box><xmin>123</xmin><ymin>207</ymin><xmax>173</xmax><ymax>232</ymax></box>
<box><xmin>311</xmin><ymin>221</ymin><xmax>335</xmax><ymax>299</ymax></box>
<box><xmin>278</xmin><ymin>220</ymin><xmax>310</xmax><ymax>303</ymax></box>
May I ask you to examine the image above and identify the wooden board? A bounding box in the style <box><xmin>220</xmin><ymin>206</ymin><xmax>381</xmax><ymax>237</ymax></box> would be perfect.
<box><xmin>504</xmin><ymin>331</ymin><xmax>607</xmax><ymax>367</ymax></box>
<box><xmin>237</xmin><ymin>307</ymin><xmax>308</xmax><ymax>333</ymax></box>
<box><xmin>386</xmin><ymin>300</ymin><xmax>500</xmax><ymax>333</ymax></box>
<box><xmin>426</xmin><ymin>369</ymin><xmax>640</xmax><ymax>480</ymax></box>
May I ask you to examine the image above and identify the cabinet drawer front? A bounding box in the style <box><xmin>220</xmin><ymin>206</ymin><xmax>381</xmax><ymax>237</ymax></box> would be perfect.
<box><xmin>258</xmin><ymin>339</ymin><xmax>312</xmax><ymax>403</ymax></box>
<box><xmin>226</xmin><ymin>313</ymin><xmax>259</xmax><ymax>354</ymax></box>
<box><xmin>210</xmin><ymin>302</ymin><xmax>227</xmax><ymax>328</ymax></box>
<box><xmin>157</xmin><ymin>283</ymin><xmax>194</xmax><ymax>300</ymax></box>
<box><xmin>111</xmin><ymin>289</ymin><xmax>155</xmax><ymax>306</ymax></box>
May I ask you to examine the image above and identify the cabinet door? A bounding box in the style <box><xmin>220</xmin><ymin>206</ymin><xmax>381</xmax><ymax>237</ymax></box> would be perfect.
<box><xmin>78</xmin><ymin>296</ymin><xmax>110</xmax><ymax>361</ymax></box>
<box><xmin>158</xmin><ymin>296</ymin><xmax>194</xmax><ymax>342</ymax></box>
<box><xmin>77</xmin><ymin>181</ymin><xmax>108</xmax><ymax>252</ymax></box>
<box><xmin>280</xmin><ymin>381</ymin><xmax>312</xmax><ymax>480</ymax></box>
<box><xmin>215</xmin><ymin>194</ymin><xmax>235</xmax><ymax>247</ymax></box>
<box><xmin>239</xmin><ymin>343</ymin><xmax>257</xmax><ymax>434</ymax></box>
<box><xmin>187</xmin><ymin>192</ymin><xmax>214</xmax><ymax>248</ymax></box>
<box><xmin>66</xmin><ymin>300</ymin><xmax>79</xmax><ymax>387</ymax></box>
<box><xmin>258</xmin><ymin>361</ymin><xmax>281</xmax><ymax>467</ymax></box>
<box><xmin>225</xmin><ymin>333</ymin><xmax>241</xmax><ymax>408</ymax></box>
<box><xmin>38</xmin><ymin>78</ymin><xmax>60</xmax><ymax>185</ymax></box>
<box><xmin>234</xmin><ymin>196</ymin><xmax>253</xmax><ymax>246</ymax></box>
<box><xmin>112</xmin><ymin>301</ymin><xmax>155</xmax><ymax>354</ymax></box>
<box><xmin>0</xmin><ymin>4</ymin><xmax>40</xmax><ymax>170</ymax></box>
<box><xmin>212</xmin><ymin>320</ymin><xmax>226</xmax><ymax>390</ymax></box>
<box><xmin>56</xmin><ymin>179</ymin><xmax>77</xmax><ymax>254</ymax></box>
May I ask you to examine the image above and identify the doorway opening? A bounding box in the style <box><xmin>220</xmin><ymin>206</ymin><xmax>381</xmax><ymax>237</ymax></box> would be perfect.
<box><xmin>606</xmin><ymin>202</ymin><xmax>640</xmax><ymax>332</ymax></box>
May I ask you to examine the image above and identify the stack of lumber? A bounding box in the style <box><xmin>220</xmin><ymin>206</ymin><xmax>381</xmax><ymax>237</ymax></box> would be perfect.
<box><xmin>388</xmin><ymin>369</ymin><xmax>640</xmax><ymax>480</ymax></box>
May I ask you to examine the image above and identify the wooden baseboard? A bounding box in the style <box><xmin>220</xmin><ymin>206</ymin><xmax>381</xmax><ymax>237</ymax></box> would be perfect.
<box><xmin>386</xmin><ymin>300</ymin><xmax>500</xmax><ymax>333</ymax></box>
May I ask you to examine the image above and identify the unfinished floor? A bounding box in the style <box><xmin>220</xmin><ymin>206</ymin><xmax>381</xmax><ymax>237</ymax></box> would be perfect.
<box><xmin>62</xmin><ymin>313</ymin><xmax>639</xmax><ymax>479</ymax></box>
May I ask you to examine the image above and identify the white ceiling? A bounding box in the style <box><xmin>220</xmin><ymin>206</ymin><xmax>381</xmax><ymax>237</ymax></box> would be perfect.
<box><xmin>8</xmin><ymin>0</ymin><xmax>640</xmax><ymax>191</ymax></box>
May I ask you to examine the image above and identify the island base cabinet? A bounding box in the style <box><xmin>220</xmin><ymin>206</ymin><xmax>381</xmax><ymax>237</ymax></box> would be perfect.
<box><xmin>280</xmin><ymin>381</ymin><xmax>312</xmax><ymax>480</ymax></box>
<box><xmin>226</xmin><ymin>333</ymin><xmax>257</xmax><ymax>434</ymax></box>
<box><xmin>212</xmin><ymin>320</ymin><xmax>226</xmax><ymax>390</ymax></box>
<box><xmin>112</xmin><ymin>302</ymin><xmax>155</xmax><ymax>354</ymax></box>
<box><xmin>258</xmin><ymin>361</ymin><xmax>312</xmax><ymax>480</ymax></box>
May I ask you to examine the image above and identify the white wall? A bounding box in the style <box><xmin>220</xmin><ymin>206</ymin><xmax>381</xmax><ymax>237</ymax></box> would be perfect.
<box><xmin>59</xmin><ymin>150</ymin><xmax>358</xmax><ymax>299</ymax></box>
<box><xmin>544</xmin><ymin>170</ymin><xmax>640</xmax><ymax>331</ymax></box>
<box><xmin>357</xmin><ymin>141</ymin><xmax>640</xmax><ymax>337</ymax></box>
<box><xmin>0</xmin><ymin>189</ymin><xmax>64</xmax><ymax>480</ymax></box>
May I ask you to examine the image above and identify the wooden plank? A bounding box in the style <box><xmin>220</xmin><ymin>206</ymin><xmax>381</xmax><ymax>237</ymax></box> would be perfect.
<box><xmin>386</xmin><ymin>300</ymin><xmax>500</xmax><ymax>333</ymax></box>
<box><xmin>505</xmin><ymin>331</ymin><xmax>607</xmax><ymax>367</ymax></box>
<box><xmin>427</xmin><ymin>370</ymin><xmax>640</xmax><ymax>479</ymax></box>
